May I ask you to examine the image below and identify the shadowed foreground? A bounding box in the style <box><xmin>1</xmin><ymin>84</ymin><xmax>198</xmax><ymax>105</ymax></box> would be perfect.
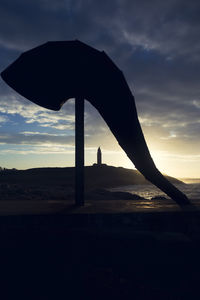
<box><xmin>0</xmin><ymin>204</ymin><xmax>200</xmax><ymax>299</ymax></box>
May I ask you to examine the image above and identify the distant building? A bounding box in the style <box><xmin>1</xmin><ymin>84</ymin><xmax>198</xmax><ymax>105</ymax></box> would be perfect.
<box><xmin>93</xmin><ymin>147</ymin><xmax>107</xmax><ymax>167</ymax></box>
<box><xmin>97</xmin><ymin>147</ymin><xmax>102</xmax><ymax>165</ymax></box>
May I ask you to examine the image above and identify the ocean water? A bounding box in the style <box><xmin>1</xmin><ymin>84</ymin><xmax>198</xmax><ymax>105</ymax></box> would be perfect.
<box><xmin>110</xmin><ymin>182</ymin><xmax>200</xmax><ymax>207</ymax></box>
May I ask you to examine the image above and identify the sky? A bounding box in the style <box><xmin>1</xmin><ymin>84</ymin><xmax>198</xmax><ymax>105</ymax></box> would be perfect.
<box><xmin>0</xmin><ymin>0</ymin><xmax>200</xmax><ymax>178</ymax></box>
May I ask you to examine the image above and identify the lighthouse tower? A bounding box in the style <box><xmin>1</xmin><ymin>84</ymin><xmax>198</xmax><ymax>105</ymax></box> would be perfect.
<box><xmin>97</xmin><ymin>147</ymin><xmax>102</xmax><ymax>165</ymax></box>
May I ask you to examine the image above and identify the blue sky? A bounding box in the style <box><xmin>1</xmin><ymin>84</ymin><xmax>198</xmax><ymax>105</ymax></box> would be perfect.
<box><xmin>1</xmin><ymin>0</ymin><xmax>200</xmax><ymax>177</ymax></box>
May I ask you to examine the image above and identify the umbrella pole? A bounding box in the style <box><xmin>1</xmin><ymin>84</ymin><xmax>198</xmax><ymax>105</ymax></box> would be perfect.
<box><xmin>75</xmin><ymin>96</ymin><xmax>85</xmax><ymax>206</ymax></box>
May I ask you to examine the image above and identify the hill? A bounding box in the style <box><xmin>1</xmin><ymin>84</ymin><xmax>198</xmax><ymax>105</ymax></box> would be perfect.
<box><xmin>84</xmin><ymin>165</ymin><xmax>183</xmax><ymax>188</ymax></box>
<box><xmin>0</xmin><ymin>165</ymin><xmax>184</xmax><ymax>201</ymax></box>
<box><xmin>0</xmin><ymin>165</ymin><xmax>183</xmax><ymax>189</ymax></box>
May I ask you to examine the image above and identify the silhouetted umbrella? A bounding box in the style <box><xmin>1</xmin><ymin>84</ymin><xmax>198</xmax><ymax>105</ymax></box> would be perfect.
<box><xmin>1</xmin><ymin>40</ymin><xmax>191</xmax><ymax>206</ymax></box>
<box><xmin>1</xmin><ymin>40</ymin><xmax>121</xmax><ymax>111</ymax></box>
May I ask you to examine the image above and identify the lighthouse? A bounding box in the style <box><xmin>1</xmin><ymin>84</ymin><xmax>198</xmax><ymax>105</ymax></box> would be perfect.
<box><xmin>93</xmin><ymin>147</ymin><xmax>106</xmax><ymax>167</ymax></box>
<box><xmin>97</xmin><ymin>147</ymin><xmax>102</xmax><ymax>165</ymax></box>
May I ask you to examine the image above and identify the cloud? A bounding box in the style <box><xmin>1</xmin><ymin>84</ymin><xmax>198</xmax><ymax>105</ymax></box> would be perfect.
<box><xmin>116</xmin><ymin>0</ymin><xmax>200</xmax><ymax>60</ymax></box>
<box><xmin>0</xmin><ymin>131</ymin><xmax>74</xmax><ymax>146</ymax></box>
<box><xmin>0</xmin><ymin>94</ymin><xmax>75</xmax><ymax>129</ymax></box>
<box><xmin>0</xmin><ymin>115</ymin><xmax>8</xmax><ymax>124</ymax></box>
<box><xmin>0</xmin><ymin>145</ymin><xmax>75</xmax><ymax>155</ymax></box>
<box><xmin>0</xmin><ymin>0</ymin><xmax>199</xmax><ymax>59</ymax></box>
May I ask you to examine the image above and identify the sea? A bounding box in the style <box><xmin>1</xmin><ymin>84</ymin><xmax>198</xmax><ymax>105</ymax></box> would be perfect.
<box><xmin>110</xmin><ymin>179</ymin><xmax>200</xmax><ymax>208</ymax></box>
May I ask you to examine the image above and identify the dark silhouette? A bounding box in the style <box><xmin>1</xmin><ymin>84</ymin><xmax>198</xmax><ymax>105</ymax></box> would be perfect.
<box><xmin>1</xmin><ymin>40</ymin><xmax>190</xmax><ymax>205</ymax></box>
<box><xmin>97</xmin><ymin>147</ymin><xmax>102</xmax><ymax>165</ymax></box>
<box><xmin>0</xmin><ymin>165</ymin><xmax>184</xmax><ymax>198</ymax></box>
<box><xmin>75</xmin><ymin>96</ymin><xmax>84</xmax><ymax>205</ymax></box>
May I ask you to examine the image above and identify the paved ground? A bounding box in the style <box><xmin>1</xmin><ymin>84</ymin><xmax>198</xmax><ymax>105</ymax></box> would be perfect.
<box><xmin>0</xmin><ymin>200</ymin><xmax>199</xmax><ymax>299</ymax></box>
<box><xmin>0</xmin><ymin>220</ymin><xmax>199</xmax><ymax>300</ymax></box>
<box><xmin>0</xmin><ymin>199</ymin><xmax>196</xmax><ymax>216</ymax></box>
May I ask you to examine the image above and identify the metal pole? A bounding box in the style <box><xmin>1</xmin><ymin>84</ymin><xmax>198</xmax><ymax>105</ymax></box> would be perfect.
<box><xmin>75</xmin><ymin>96</ymin><xmax>84</xmax><ymax>206</ymax></box>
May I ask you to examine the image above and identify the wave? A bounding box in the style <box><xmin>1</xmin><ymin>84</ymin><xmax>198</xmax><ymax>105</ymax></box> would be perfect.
<box><xmin>110</xmin><ymin>183</ymin><xmax>200</xmax><ymax>202</ymax></box>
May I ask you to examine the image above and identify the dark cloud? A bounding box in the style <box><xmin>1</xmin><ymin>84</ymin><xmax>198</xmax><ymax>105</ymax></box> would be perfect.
<box><xmin>0</xmin><ymin>132</ymin><xmax>73</xmax><ymax>145</ymax></box>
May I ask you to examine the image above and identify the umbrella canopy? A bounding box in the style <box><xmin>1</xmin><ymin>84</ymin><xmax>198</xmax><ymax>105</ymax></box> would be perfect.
<box><xmin>1</xmin><ymin>40</ymin><xmax>123</xmax><ymax>111</ymax></box>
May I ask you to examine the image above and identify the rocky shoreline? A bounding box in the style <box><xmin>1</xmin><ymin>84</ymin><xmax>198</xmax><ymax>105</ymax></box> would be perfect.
<box><xmin>0</xmin><ymin>182</ymin><xmax>169</xmax><ymax>201</ymax></box>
